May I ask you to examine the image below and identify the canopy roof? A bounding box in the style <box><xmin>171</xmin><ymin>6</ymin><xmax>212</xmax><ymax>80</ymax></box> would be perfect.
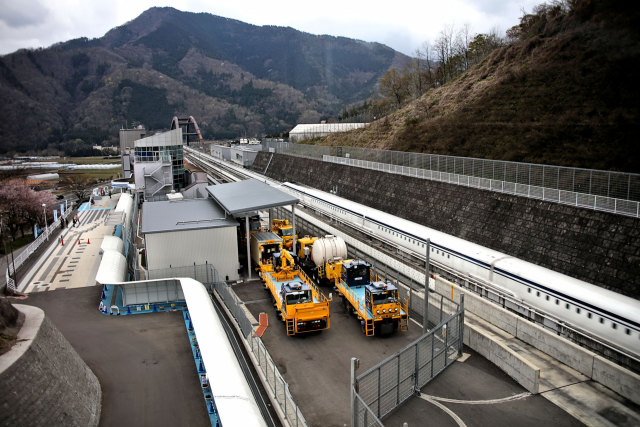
<box><xmin>206</xmin><ymin>179</ymin><xmax>298</xmax><ymax>217</ymax></box>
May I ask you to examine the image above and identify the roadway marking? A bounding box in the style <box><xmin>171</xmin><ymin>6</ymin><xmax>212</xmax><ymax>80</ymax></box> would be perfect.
<box><xmin>420</xmin><ymin>394</ymin><xmax>467</xmax><ymax>427</ymax></box>
<box><xmin>418</xmin><ymin>391</ymin><xmax>532</xmax><ymax>427</ymax></box>
<box><xmin>419</xmin><ymin>391</ymin><xmax>531</xmax><ymax>405</ymax></box>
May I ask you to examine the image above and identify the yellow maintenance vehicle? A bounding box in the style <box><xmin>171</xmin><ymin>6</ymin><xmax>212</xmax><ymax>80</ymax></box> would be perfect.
<box><xmin>251</xmin><ymin>232</ymin><xmax>330</xmax><ymax>335</ymax></box>
<box><xmin>298</xmin><ymin>235</ymin><xmax>351</xmax><ymax>286</ymax></box>
<box><xmin>336</xmin><ymin>260</ymin><xmax>409</xmax><ymax>336</ymax></box>
<box><xmin>250</xmin><ymin>231</ymin><xmax>283</xmax><ymax>274</ymax></box>
<box><xmin>271</xmin><ymin>219</ymin><xmax>297</xmax><ymax>250</ymax></box>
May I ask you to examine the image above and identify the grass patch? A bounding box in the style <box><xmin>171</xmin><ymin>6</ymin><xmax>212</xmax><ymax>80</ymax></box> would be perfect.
<box><xmin>61</xmin><ymin>156</ymin><xmax>120</xmax><ymax>165</ymax></box>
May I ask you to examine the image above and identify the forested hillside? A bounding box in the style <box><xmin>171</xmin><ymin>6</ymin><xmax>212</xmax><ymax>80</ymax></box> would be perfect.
<box><xmin>0</xmin><ymin>7</ymin><xmax>407</xmax><ymax>155</ymax></box>
<box><xmin>318</xmin><ymin>0</ymin><xmax>640</xmax><ymax>173</ymax></box>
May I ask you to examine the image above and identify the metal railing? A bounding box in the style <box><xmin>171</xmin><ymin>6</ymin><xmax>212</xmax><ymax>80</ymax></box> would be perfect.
<box><xmin>262</xmin><ymin>141</ymin><xmax>640</xmax><ymax>217</ymax></box>
<box><xmin>4</xmin><ymin>207</ymin><xmax>72</xmax><ymax>292</ymax></box>
<box><xmin>353</xmin><ymin>300</ymin><xmax>464</xmax><ymax>426</ymax></box>
<box><xmin>213</xmin><ymin>281</ymin><xmax>308</xmax><ymax>427</ymax></box>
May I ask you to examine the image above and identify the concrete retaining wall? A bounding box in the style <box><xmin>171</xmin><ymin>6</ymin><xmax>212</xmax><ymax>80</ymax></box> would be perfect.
<box><xmin>0</xmin><ymin>304</ymin><xmax>101</xmax><ymax>426</ymax></box>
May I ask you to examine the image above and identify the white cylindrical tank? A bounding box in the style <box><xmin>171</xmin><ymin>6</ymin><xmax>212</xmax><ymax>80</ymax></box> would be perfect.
<box><xmin>311</xmin><ymin>235</ymin><xmax>347</xmax><ymax>266</ymax></box>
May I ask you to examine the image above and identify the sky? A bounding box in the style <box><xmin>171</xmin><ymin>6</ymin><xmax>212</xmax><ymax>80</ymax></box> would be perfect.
<box><xmin>0</xmin><ymin>0</ymin><xmax>543</xmax><ymax>56</ymax></box>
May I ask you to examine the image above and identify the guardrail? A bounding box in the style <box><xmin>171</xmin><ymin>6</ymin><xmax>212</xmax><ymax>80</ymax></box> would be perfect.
<box><xmin>323</xmin><ymin>155</ymin><xmax>640</xmax><ymax>218</ymax></box>
<box><xmin>261</xmin><ymin>140</ymin><xmax>640</xmax><ymax>218</ymax></box>
<box><xmin>4</xmin><ymin>207</ymin><xmax>72</xmax><ymax>293</ymax></box>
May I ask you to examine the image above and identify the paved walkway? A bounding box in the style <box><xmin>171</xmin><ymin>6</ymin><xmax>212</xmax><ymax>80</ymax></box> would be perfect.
<box><xmin>17</xmin><ymin>194</ymin><xmax>121</xmax><ymax>293</ymax></box>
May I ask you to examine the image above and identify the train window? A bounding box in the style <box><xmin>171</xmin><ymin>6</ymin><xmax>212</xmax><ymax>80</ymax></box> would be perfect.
<box><xmin>536</xmin><ymin>291</ymin><xmax>540</xmax><ymax>297</ymax></box>
<box><xmin>566</xmin><ymin>303</ymin><xmax>570</xmax><ymax>309</ymax></box>
<box><xmin>447</xmin><ymin>254</ymin><xmax>450</xmax><ymax>259</ymax></box>
<box><xmin>587</xmin><ymin>313</ymin><xmax>592</xmax><ymax>319</ymax></box>
<box><xmin>545</xmin><ymin>295</ymin><xmax>550</xmax><ymax>301</ymax></box>
<box><xmin>556</xmin><ymin>299</ymin><xmax>560</xmax><ymax>305</ymax></box>
<box><xmin>528</xmin><ymin>288</ymin><xmax>531</xmax><ymax>293</ymax></box>
<box><xmin>625</xmin><ymin>328</ymin><xmax>631</xmax><ymax>335</ymax></box>
<box><xmin>576</xmin><ymin>308</ymin><xmax>581</xmax><ymax>314</ymax></box>
<box><xmin>599</xmin><ymin>317</ymin><xmax>604</xmax><ymax>324</ymax></box>
<box><xmin>612</xmin><ymin>323</ymin><xmax>618</xmax><ymax>330</ymax></box>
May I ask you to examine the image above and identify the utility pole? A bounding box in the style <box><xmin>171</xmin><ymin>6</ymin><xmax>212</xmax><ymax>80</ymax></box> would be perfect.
<box><xmin>350</xmin><ymin>357</ymin><xmax>360</xmax><ymax>427</ymax></box>
<box><xmin>423</xmin><ymin>238</ymin><xmax>430</xmax><ymax>334</ymax></box>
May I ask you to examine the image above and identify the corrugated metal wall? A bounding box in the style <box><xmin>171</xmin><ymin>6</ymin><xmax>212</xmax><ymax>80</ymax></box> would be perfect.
<box><xmin>146</xmin><ymin>226</ymin><xmax>239</xmax><ymax>280</ymax></box>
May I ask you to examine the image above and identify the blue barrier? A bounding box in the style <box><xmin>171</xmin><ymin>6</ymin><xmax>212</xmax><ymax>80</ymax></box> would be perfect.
<box><xmin>183</xmin><ymin>310</ymin><xmax>220</xmax><ymax>426</ymax></box>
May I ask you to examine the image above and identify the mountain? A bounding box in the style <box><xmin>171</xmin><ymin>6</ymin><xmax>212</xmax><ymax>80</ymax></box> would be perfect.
<box><xmin>0</xmin><ymin>7</ymin><xmax>409</xmax><ymax>153</ymax></box>
<box><xmin>316</xmin><ymin>0</ymin><xmax>640</xmax><ymax>173</ymax></box>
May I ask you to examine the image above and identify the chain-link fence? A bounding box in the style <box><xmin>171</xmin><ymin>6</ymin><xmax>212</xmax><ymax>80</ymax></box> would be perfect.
<box><xmin>213</xmin><ymin>281</ymin><xmax>308</xmax><ymax>427</ymax></box>
<box><xmin>262</xmin><ymin>141</ymin><xmax>640</xmax><ymax>217</ymax></box>
<box><xmin>353</xmin><ymin>303</ymin><xmax>464</xmax><ymax>426</ymax></box>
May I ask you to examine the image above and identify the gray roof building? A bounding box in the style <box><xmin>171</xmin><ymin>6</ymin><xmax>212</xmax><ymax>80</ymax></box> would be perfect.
<box><xmin>141</xmin><ymin>199</ymin><xmax>237</xmax><ymax>234</ymax></box>
<box><xmin>206</xmin><ymin>179</ymin><xmax>299</xmax><ymax>216</ymax></box>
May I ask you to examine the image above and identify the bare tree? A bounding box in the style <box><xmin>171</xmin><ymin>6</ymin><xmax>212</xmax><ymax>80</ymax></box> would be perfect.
<box><xmin>379</xmin><ymin>68</ymin><xmax>410</xmax><ymax>107</ymax></box>
<box><xmin>456</xmin><ymin>24</ymin><xmax>473</xmax><ymax>72</ymax></box>
<box><xmin>62</xmin><ymin>174</ymin><xmax>92</xmax><ymax>203</ymax></box>
<box><xmin>434</xmin><ymin>24</ymin><xmax>455</xmax><ymax>84</ymax></box>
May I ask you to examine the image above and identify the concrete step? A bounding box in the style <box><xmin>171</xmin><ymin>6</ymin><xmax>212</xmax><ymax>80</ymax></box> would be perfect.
<box><xmin>464</xmin><ymin>313</ymin><xmax>639</xmax><ymax>425</ymax></box>
<box><xmin>542</xmin><ymin>381</ymin><xmax>640</xmax><ymax>427</ymax></box>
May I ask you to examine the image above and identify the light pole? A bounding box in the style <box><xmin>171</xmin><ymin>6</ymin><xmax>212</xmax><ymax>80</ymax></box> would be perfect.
<box><xmin>42</xmin><ymin>203</ymin><xmax>49</xmax><ymax>240</ymax></box>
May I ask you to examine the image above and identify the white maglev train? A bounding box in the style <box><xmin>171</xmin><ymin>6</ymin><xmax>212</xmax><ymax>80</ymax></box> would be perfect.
<box><xmin>282</xmin><ymin>182</ymin><xmax>640</xmax><ymax>357</ymax></box>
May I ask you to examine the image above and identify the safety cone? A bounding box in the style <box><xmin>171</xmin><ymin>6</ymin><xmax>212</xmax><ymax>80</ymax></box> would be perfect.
<box><xmin>88</xmin><ymin>238</ymin><xmax>90</xmax><ymax>244</ymax></box>
<box><xmin>78</xmin><ymin>238</ymin><xmax>81</xmax><ymax>245</ymax></box>
<box><xmin>61</xmin><ymin>237</ymin><xmax>64</xmax><ymax>246</ymax></box>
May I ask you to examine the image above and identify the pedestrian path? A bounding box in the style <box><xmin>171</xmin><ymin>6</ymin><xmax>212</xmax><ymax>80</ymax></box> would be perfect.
<box><xmin>17</xmin><ymin>194</ymin><xmax>121</xmax><ymax>293</ymax></box>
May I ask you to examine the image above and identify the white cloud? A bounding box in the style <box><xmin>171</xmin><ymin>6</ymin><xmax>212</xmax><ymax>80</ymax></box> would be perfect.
<box><xmin>0</xmin><ymin>0</ymin><xmax>542</xmax><ymax>56</ymax></box>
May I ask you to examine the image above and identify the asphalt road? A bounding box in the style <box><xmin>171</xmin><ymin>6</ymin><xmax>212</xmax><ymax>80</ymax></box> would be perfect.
<box><xmin>234</xmin><ymin>279</ymin><xmax>584</xmax><ymax>427</ymax></box>
<box><xmin>21</xmin><ymin>286</ymin><xmax>209</xmax><ymax>427</ymax></box>
<box><xmin>385</xmin><ymin>347</ymin><xmax>585</xmax><ymax>427</ymax></box>
<box><xmin>16</xmin><ymin>280</ymin><xmax>586</xmax><ymax>427</ymax></box>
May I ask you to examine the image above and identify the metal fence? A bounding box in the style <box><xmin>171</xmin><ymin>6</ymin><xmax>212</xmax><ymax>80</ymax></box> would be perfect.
<box><xmin>262</xmin><ymin>141</ymin><xmax>640</xmax><ymax>217</ymax></box>
<box><xmin>4</xmin><ymin>207</ymin><xmax>72</xmax><ymax>292</ymax></box>
<box><xmin>353</xmin><ymin>302</ymin><xmax>464</xmax><ymax>426</ymax></box>
<box><xmin>212</xmin><ymin>281</ymin><xmax>308</xmax><ymax>427</ymax></box>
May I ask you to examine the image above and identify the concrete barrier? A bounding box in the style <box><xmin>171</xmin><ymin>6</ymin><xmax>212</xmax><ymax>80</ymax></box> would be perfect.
<box><xmin>592</xmin><ymin>355</ymin><xmax>640</xmax><ymax>406</ymax></box>
<box><xmin>0</xmin><ymin>304</ymin><xmax>102</xmax><ymax>426</ymax></box>
<box><xmin>515</xmin><ymin>317</ymin><xmax>594</xmax><ymax>377</ymax></box>
<box><xmin>434</xmin><ymin>277</ymin><xmax>517</xmax><ymax>336</ymax></box>
<box><xmin>465</xmin><ymin>318</ymin><xmax>540</xmax><ymax>393</ymax></box>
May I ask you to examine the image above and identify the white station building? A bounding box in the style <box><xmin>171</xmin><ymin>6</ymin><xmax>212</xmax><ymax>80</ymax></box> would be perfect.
<box><xmin>141</xmin><ymin>198</ymin><xmax>240</xmax><ymax>281</ymax></box>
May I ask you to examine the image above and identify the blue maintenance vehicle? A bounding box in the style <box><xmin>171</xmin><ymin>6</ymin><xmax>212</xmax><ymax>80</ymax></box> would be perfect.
<box><xmin>335</xmin><ymin>260</ymin><xmax>409</xmax><ymax>336</ymax></box>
